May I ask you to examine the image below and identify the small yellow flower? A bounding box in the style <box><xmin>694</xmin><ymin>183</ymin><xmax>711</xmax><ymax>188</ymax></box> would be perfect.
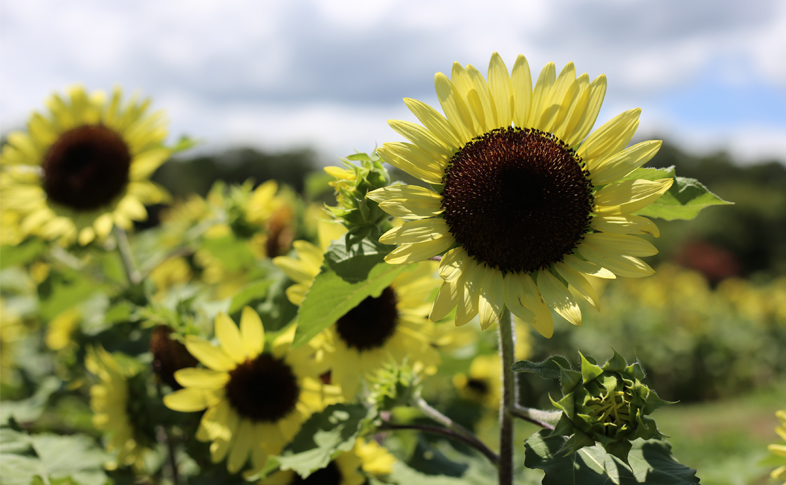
<box><xmin>163</xmin><ymin>308</ymin><xmax>341</xmax><ymax>477</ymax></box>
<box><xmin>369</xmin><ymin>52</ymin><xmax>672</xmax><ymax>335</ymax></box>
<box><xmin>1</xmin><ymin>86</ymin><xmax>172</xmax><ymax>245</ymax></box>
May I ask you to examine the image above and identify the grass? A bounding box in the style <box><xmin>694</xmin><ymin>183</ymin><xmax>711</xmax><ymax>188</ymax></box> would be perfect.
<box><xmin>654</xmin><ymin>382</ymin><xmax>786</xmax><ymax>485</ymax></box>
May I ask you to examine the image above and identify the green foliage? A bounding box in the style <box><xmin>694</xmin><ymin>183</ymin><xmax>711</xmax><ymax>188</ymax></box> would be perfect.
<box><xmin>293</xmin><ymin>261</ymin><xmax>410</xmax><ymax>348</ymax></box>
<box><xmin>524</xmin><ymin>430</ymin><xmax>699</xmax><ymax>485</ymax></box>
<box><xmin>620</xmin><ymin>166</ymin><xmax>731</xmax><ymax>221</ymax></box>
<box><xmin>511</xmin><ymin>356</ymin><xmax>573</xmax><ymax>380</ymax></box>
<box><xmin>276</xmin><ymin>403</ymin><xmax>373</xmax><ymax>477</ymax></box>
<box><xmin>0</xmin><ymin>239</ymin><xmax>47</xmax><ymax>269</ymax></box>
<box><xmin>0</xmin><ymin>427</ymin><xmax>110</xmax><ymax>485</ymax></box>
<box><xmin>0</xmin><ymin>377</ymin><xmax>60</xmax><ymax>424</ymax></box>
<box><xmin>324</xmin><ymin>231</ymin><xmax>393</xmax><ymax>283</ymax></box>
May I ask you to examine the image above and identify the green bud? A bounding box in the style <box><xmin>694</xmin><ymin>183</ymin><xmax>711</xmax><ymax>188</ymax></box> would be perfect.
<box><xmin>366</xmin><ymin>360</ymin><xmax>421</xmax><ymax>411</ymax></box>
<box><xmin>549</xmin><ymin>350</ymin><xmax>674</xmax><ymax>462</ymax></box>
<box><xmin>325</xmin><ymin>152</ymin><xmax>391</xmax><ymax>234</ymax></box>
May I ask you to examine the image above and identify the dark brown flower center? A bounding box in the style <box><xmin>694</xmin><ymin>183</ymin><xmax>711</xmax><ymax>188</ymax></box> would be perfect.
<box><xmin>225</xmin><ymin>353</ymin><xmax>300</xmax><ymax>422</ymax></box>
<box><xmin>290</xmin><ymin>460</ymin><xmax>342</xmax><ymax>484</ymax></box>
<box><xmin>42</xmin><ymin>125</ymin><xmax>131</xmax><ymax>211</ymax></box>
<box><xmin>441</xmin><ymin>127</ymin><xmax>594</xmax><ymax>274</ymax></box>
<box><xmin>466</xmin><ymin>378</ymin><xmax>490</xmax><ymax>396</ymax></box>
<box><xmin>335</xmin><ymin>286</ymin><xmax>398</xmax><ymax>351</ymax></box>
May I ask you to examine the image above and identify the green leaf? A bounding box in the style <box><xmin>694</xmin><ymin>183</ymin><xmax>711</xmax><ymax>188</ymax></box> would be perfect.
<box><xmin>0</xmin><ymin>239</ymin><xmax>47</xmax><ymax>269</ymax></box>
<box><xmin>323</xmin><ymin>232</ymin><xmax>393</xmax><ymax>283</ymax></box>
<box><xmin>293</xmin><ymin>262</ymin><xmax>410</xmax><ymax>348</ymax></box>
<box><xmin>0</xmin><ymin>377</ymin><xmax>60</xmax><ymax>424</ymax></box>
<box><xmin>38</xmin><ymin>269</ymin><xmax>103</xmax><ymax>321</ymax></box>
<box><xmin>276</xmin><ymin>403</ymin><xmax>371</xmax><ymax>477</ymax></box>
<box><xmin>524</xmin><ymin>430</ymin><xmax>700</xmax><ymax>484</ymax></box>
<box><xmin>633</xmin><ymin>176</ymin><xmax>731</xmax><ymax>222</ymax></box>
<box><xmin>0</xmin><ymin>430</ymin><xmax>109</xmax><ymax>485</ymax></box>
<box><xmin>228</xmin><ymin>279</ymin><xmax>273</xmax><ymax>315</ymax></box>
<box><xmin>511</xmin><ymin>356</ymin><xmax>572</xmax><ymax>379</ymax></box>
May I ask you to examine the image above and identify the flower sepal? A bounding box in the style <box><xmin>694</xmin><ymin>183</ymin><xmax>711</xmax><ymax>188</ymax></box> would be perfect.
<box><xmin>325</xmin><ymin>152</ymin><xmax>391</xmax><ymax>235</ymax></box>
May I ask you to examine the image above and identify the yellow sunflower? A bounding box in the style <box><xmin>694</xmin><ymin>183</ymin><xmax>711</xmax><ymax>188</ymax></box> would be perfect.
<box><xmin>163</xmin><ymin>307</ymin><xmax>341</xmax><ymax>477</ymax></box>
<box><xmin>261</xmin><ymin>438</ymin><xmax>395</xmax><ymax>485</ymax></box>
<box><xmin>368</xmin><ymin>52</ymin><xmax>673</xmax><ymax>336</ymax></box>
<box><xmin>0</xmin><ymin>85</ymin><xmax>172</xmax><ymax>245</ymax></box>
<box><xmin>85</xmin><ymin>346</ymin><xmax>153</xmax><ymax>471</ymax></box>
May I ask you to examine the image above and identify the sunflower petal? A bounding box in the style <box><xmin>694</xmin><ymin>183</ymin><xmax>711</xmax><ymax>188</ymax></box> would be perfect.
<box><xmin>379</xmin><ymin>218</ymin><xmax>450</xmax><ymax>245</ymax></box>
<box><xmin>403</xmin><ymin>98</ymin><xmax>462</xmax><ymax>149</ymax></box>
<box><xmin>240</xmin><ymin>306</ymin><xmax>265</xmax><ymax>359</ymax></box>
<box><xmin>554</xmin><ymin>262</ymin><xmax>601</xmax><ymax>311</ymax></box>
<box><xmin>384</xmin><ymin>235</ymin><xmax>454</xmax><ymax>264</ymax></box>
<box><xmin>488</xmin><ymin>52</ymin><xmax>513</xmax><ymax>128</ymax></box>
<box><xmin>582</xmin><ymin>233</ymin><xmax>658</xmax><ymax>257</ymax></box>
<box><xmin>529</xmin><ymin>62</ymin><xmax>556</xmax><ymax>131</ymax></box>
<box><xmin>563</xmin><ymin>254</ymin><xmax>616</xmax><ymax>279</ymax></box>
<box><xmin>589</xmin><ymin>140</ymin><xmax>662</xmax><ymax>185</ymax></box>
<box><xmin>502</xmin><ymin>272</ymin><xmax>536</xmax><ymax>323</ymax></box>
<box><xmin>455</xmin><ymin>259</ymin><xmax>481</xmax><ymax>327</ymax></box>
<box><xmin>477</xmin><ymin>267</ymin><xmax>505</xmax><ymax>330</ymax></box>
<box><xmin>215</xmin><ymin>313</ymin><xmax>246</xmax><ymax>364</ymax></box>
<box><xmin>594</xmin><ymin>178</ymin><xmax>674</xmax><ymax>215</ymax></box>
<box><xmin>511</xmin><ymin>54</ymin><xmax>533</xmax><ymax>129</ymax></box>
<box><xmin>430</xmin><ymin>280</ymin><xmax>459</xmax><ymax>322</ymax></box>
<box><xmin>227</xmin><ymin>418</ymin><xmax>253</xmax><ymax>474</ymax></box>
<box><xmin>591</xmin><ymin>214</ymin><xmax>660</xmax><ymax>237</ymax></box>
<box><xmin>537</xmin><ymin>269</ymin><xmax>582</xmax><ymax>326</ymax></box>
<box><xmin>185</xmin><ymin>336</ymin><xmax>236</xmax><ymax>371</ymax></box>
<box><xmin>566</xmin><ymin>74</ymin><xmax>607</xmax><ymax>146</ymax></box>
<box><xmin>519</xmin><ymin>273</ymin><xmax>554</xmax><ymax>338</ymax></box>
<box><xmin>163</xmin><ymin>388</ymin><xmax>216</xmax><ymax>412</ymax></box>
<box><xmin>377</xmin><ymin>142</ymin><xmax>445</xmax><ymax>185</ymax></box>
<box><xmin>173</xmin><ymin>368</ymin><xmax>230</xmax><ymax>389</ymax></box>
<box><xmin>435</xmin><ymin>73</ymin><xmax>476</xmax><ymax>143</ymax></box>
<box><xmin>210</xmin><ymin>408</ymin><xmax>239</xmax><ymax>463</ymax></box>
<box><xmin>578</xmin><ymin>108</ymin><xmax>640</xmax><ymax>163</ymax></box>
<box><xmin>577</xmin><ymin>245</ymin><xmax>655</xmax><ymax>278</ymax></box>
<box><xmin>388</xmin><ymin>120</ymin><xmax>451</xmax><ymax>163</ymax></box>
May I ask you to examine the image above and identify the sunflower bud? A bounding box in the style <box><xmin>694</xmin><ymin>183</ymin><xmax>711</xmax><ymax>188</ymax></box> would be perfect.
<box><xmin>549</xmin><ymin>350</ymin><xmax>673</xmax><ymax>461</ymax></box>
<box><xmin>367</xmin><ymin>360</ymin><xmax>421</xmax><ymax>411</ymax></box>
<box><xmin>150</xmin><ymin>325</ymin><xmax>198</xmax><ymax>389</ymax></box>
<box><xmin>325</xmin><ymin>152</ymin><xmax>390</xmax><ymax>234</ymax></box>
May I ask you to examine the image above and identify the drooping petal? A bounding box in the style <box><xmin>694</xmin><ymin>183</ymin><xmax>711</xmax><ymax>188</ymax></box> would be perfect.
<box><xmin>227</xmin><ymin>418</ymin><xmax>253</xmax><ymax>474</ymax></box>
<box><xmin>554</xmin><ymin>262</ymin><xmax>601</xmax><ymax>311</ymax></box>
<box><xmin>477</xmin><ymin>267</ymin><xmax>505</xmax><ymax>330</ymax></box>
<box><xmin>430</xmin><ymin>280</ymin><xmax>459</xmax><ymax>322</ymax></box>
<box><xmin>591</xmin><ymin>214</ymin><xmax>660</xmax><ymax>237</ymax></box>
<box><xmin>519</xmin><ymin>273</ymin><xmax>554</xmax><ymax>338</ymax></box>
<box><xmin>502</xmin><ymin>272</ymin><xmax>535</xmax><ymax>323</ymax></box>
<box><xmin>537</xmin><ymin>269</ymin><xmax>582</xmax><ymax>326</ymax></box>
<box><xmin>594</xmin><ymin>178</ymin><xmax>674</xmax><ymax>215</ymax></box>
<box><xmin>588</xmin><ymin>140</ymin><xmax>662</xmax><ymax>185</ymax></box>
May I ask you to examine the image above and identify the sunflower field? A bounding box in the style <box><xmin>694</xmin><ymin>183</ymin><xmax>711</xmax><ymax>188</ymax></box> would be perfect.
<box><xmin>1</xmin><ymin>53</ymin><xmax>784</xmax><ymax>485</ymax></box>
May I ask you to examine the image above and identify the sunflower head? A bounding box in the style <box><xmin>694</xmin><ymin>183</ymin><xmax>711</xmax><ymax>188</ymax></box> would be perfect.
<box><xmin>0</xmin><ymin>85</ymin><xmax>177</xmax><ymax>245</ymax></box>
<box><xmin>369</xmin><ymin>52</ymin><xmax>673</xmax><ymax>334</ymax></box>
<box><xmin>86</xmin><ymin>346</ymin><xmax>155</xmax><ymax>471</ymax></box>
<box><xmin>163</xmin><ymin>308</ymin><xmax>341</xmax><ymax>477</ymax></box>
<box><xmin>549</xmin><ymin>350</ymin><xmax>673</xmax><ymax>461</ymax></box>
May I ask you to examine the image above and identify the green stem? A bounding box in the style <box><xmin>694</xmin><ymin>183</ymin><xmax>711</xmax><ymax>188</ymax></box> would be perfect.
<box><xmin>114</xmin><ymin>226</ymin><xmax>141</xmax><ymax>285</ymax></box>
<box><xmin>498</xmin><ymin>307</ymin><xmax>515</xmax><ymax>485</ymax></box>
<box><xmin>414</xmin><ymin>396</ymin><xmax>497</xmax><ymax>467</ymax></box>
<box><xmin>509</xmin><ymin>405</ymin><xmax>559</xmax><ymax>430</ymax></box>
<box><xmin>377</xmin><ymin>422</ymin><xmax>499</xmax><ymax>466</ymax></box>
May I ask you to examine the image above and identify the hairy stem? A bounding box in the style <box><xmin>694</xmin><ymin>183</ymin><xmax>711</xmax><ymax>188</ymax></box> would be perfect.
<box><xmin>498</xmin><ymin>307</ymin><xmax>515</xmax><ymax>485</ymax></box>
<box><xmin>114</xmin><ymin>226</ymin><xmax>141</xmax><ymax>285</ymax></box>
<box><xmin>509</xmin><ymin>405</ymin><xmax>559</xmax><ymax>430</ymax></box>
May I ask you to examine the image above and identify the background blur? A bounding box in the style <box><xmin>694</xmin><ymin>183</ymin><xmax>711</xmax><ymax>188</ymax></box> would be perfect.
<box><xmin>2</xmin><ymin>1</ymin><xmax>785</xmax><ymax>484</ymax></box>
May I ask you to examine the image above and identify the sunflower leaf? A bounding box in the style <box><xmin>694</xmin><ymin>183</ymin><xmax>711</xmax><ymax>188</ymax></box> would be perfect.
<box><xmin>523</xmin><ymin>430</ymin><xmax>700</xmax><ymax>484</ymax></box>
<box><xmin>276</xmin><ymin>403</ymin><xmax>372</xmax><ymax>477</ymax></box>
<box><xmin>324</xmin><ymin>231</ymin><xmax>393</xmax><ymax>283</ymax></box>
<box><xmin>626</xmin><ymin>167</ymin><xmax>732</xmax><ymax>221</ymax></box>
<box><xmin>293</xmin><ymin>262</ymin><xmax>410</xmax><ymax>348</ymax></box>
<box><xmin>511</xmin><ymin>356</ymin><xmax>572</xmax><ymax>380</ymax></box>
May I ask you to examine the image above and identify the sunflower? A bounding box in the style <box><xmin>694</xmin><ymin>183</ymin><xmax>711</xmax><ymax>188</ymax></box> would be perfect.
<box><xmin>276</xmin><ymin>237</ymin><xmax>442</xmax><ymax>399</ymax></box>
<box><xmin>0</xmin><ymin>86</ymin><xmax>172</xmax><ymax>245</ymax></box>
<box><xmin>85</xmin><ymin>346</ymin><xmax>154</xmax><ymax>471</ymax></box>
<box><xmin>163</xmin><ymin>307</ymin><xmax>341</xmax><ymax>477</ymax></box>
<box><xmin>368</xmin><ymin>53</ymin><xmax>673</xmax><ymax>336</ymax></box>
<box><xmin>770</xmin><ymin>410</ymin><xmax>786</xmax><ymax>484</ymax></box>
<box><xmin>261</xmin><ymin>438</ymin><xmax>395</xmax><ymax>485</ymax></box>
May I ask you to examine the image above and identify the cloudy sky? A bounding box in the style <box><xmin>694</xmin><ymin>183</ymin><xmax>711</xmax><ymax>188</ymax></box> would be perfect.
<box><xmin>2</xmin><ymin>0</ymin><xmax>785</xmax><ymax>164</ymax></box>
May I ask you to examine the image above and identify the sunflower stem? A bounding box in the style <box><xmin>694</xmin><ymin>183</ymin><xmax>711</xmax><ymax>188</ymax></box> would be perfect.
<box><xmin>414</xmin><ymin>396</ymin><xmax>493</xmax><ymax>462</ymax></box>
<box><xmin>498</xmin><ymin>307</ymin><xmax>515</xmax><ymax>485</ymax></box>
<box><xmin>377</xmin><ymin>422</ymin><xmax>499</xmax><ymax>466</ymax></box>
<box><xmin>509</xmin><ymin>405</ymin><xmax>559</xmax><ymax>430</ymax></box>
<box><xmin>114</xmin><ymin>226</ymin><xmax>142</xmax><ymax>285</ymax></box>
<box><xmin>155</xmin><ymin>382</ymin><xmax>180</xmax><ymax>485</ymax></box>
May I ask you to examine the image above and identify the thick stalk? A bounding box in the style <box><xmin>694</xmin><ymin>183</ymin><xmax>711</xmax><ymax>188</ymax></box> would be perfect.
<box><xmin>114</xmin><ymin>226</ymin><xmax>141</xmax><ymax>285</ymax></box>
<box><xmin>378</xmin><ymin>422</ymin><xmax>499</xmax><ymax>466</ymax></box>
<box><xmin>498</xmin><ymin>308</ymin><xmax>515</xmax><ymax>485</ymax></box>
